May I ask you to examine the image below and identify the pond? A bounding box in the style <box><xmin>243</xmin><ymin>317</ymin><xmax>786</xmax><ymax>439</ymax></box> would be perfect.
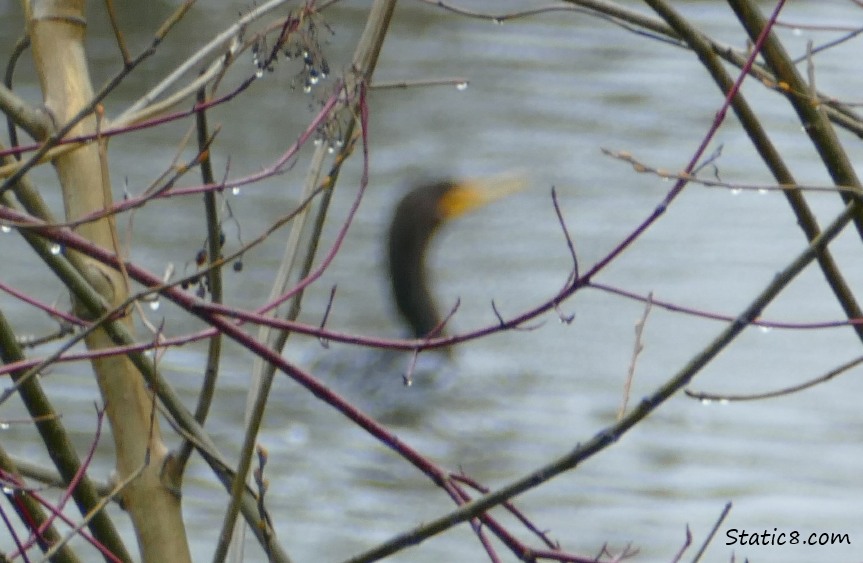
<box><xmin>2</xmin><ymin>1</ymin><xmax>862</xmax><ymax>561</ymax></box>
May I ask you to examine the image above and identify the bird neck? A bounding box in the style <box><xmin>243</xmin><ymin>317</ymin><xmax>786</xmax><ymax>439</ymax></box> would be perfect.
<box><xmin>388</xmin><ymin>224</ymin><xmax>443</xmax><ymax>339</ymax></box>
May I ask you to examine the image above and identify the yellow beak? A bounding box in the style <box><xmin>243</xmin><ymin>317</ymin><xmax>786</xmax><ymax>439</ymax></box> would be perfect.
<box><xmin>437</xmin><ymin>170</ymin><xmax>527</xmax><ymax>219</ymax></box>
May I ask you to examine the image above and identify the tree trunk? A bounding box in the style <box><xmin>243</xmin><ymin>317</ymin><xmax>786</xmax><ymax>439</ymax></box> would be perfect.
<box><xmin>25</xmin><ymin>1</ymin><xmax>191</xmax><ymax>561</ymax></box>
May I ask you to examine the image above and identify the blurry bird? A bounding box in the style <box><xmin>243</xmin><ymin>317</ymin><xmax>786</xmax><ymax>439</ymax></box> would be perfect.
<box><xmin>304</xmin><ymin>172</ymin><xmax>524</xmax><ymax>421</ymax></box>
<box><xmin>387</xmin><ymin>173</ymin><xmax>525</xmax><ymax>341</ymax></box>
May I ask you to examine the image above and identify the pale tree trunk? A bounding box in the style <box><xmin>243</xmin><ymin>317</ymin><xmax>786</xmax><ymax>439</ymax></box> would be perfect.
<box><xmin>24</xmin><ymin>1</ymin><xmax>191</xmax><ymax>561</ymax></box>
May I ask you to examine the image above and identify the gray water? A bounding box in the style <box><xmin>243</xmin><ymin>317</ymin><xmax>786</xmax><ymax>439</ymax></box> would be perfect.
<box><xmin>2</xmin><ymin>1</ymin><xmax>863</xmax><ymax>562</ymax></box>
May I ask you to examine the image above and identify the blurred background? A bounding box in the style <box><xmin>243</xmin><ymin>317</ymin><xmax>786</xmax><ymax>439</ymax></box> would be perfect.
<box><xmin>2</xmin><ymin>1</ymin><xmax>862</xmax><ymax>561</ymax></box>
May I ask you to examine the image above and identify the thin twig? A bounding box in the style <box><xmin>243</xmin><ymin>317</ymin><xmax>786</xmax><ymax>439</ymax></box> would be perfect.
<box><xmin>0</xmin><ymin>0</ymin><xmax>200</xmax><ymax>198</ymax></box>
<box><xmin>618</xmin><ymin>292</ymin><xmax>653</xmax><ymax>420</ymax></box>
<box><xmin>685</xmin><ymin>354</ymin><xmax>863</xmax><ymax>402</ymax></box>
<box><xmin>670</xmin><ymin>525</ymin><xmax>692</xmax><ymax>563</ymax></box>
<box><xmin>691</xmin><ymin>502</ymin><xmax>732</xmax><ymax>563</ymax></box>
<box><xmin>36</xmin><ymin>464</ymin><xmax>145</xmax><ymax>563</ymax></box>
<box><xmin>103</xmin><ymin>0</ymin><xmax>132</xmax><ymax>65</ymax></box>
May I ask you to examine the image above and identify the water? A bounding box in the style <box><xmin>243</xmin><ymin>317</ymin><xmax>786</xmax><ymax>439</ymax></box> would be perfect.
<box><xmin>2</xmin><ymin>2</ymin><xmax>863</xmax><ymax>562</ymax></box>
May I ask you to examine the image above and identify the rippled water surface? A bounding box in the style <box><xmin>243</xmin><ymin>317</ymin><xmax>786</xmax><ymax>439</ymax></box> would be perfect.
<box><xmin>2</xmin><ymin>1</ymin><xmax>863</xmax><ymax>562</ymax></box>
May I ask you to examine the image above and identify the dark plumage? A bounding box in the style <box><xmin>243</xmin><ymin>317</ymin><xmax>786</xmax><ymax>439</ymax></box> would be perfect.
<box><xmin>303</xmin><ymin>175</ymin><xmax>521</xmax><ymax>418</ymax></box>
<box><xmin>386</xmin><ymin>175</ymin><xmax>524</xmax><ymax>339</ymax></box>
<box><xmin>387</xmin><ymin>181</ymin><xmax>456</xmax><ymax>339</ymax></box>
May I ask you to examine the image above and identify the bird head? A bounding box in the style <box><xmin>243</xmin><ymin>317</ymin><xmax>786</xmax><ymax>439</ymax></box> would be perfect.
<box><xmin>387</xmin><ymin>171</ymin><xmax>526</xmax><ymax>339</ymax></box>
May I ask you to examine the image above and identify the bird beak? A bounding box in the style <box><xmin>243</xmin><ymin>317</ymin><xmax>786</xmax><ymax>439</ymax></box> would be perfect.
<box><xmin>437</xmin><ymin>171</ymin><xmax>527</xmax><ymax>219</ymax></box>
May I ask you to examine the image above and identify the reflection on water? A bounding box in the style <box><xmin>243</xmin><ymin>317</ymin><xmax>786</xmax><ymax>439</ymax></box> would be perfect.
<box><xmin>2</xmin><ymin>1</ymin><xmax>863</xmax><ymax>562</ymax></box>
<box><xmin>300</xmin><ymin>345</ymin><xmax>458</xmax><ymax>425</ymax></box>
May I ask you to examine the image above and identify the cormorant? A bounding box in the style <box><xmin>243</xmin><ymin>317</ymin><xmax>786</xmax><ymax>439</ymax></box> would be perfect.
<box><xmin>386</xmin><ymin>173</ymin><xmax>525</xmax><ymax>340</ymax></box>
<box><xmin>299</xmin><ymin>173</ymin><xmax>523</xmax><ymax>420</ymax></box>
